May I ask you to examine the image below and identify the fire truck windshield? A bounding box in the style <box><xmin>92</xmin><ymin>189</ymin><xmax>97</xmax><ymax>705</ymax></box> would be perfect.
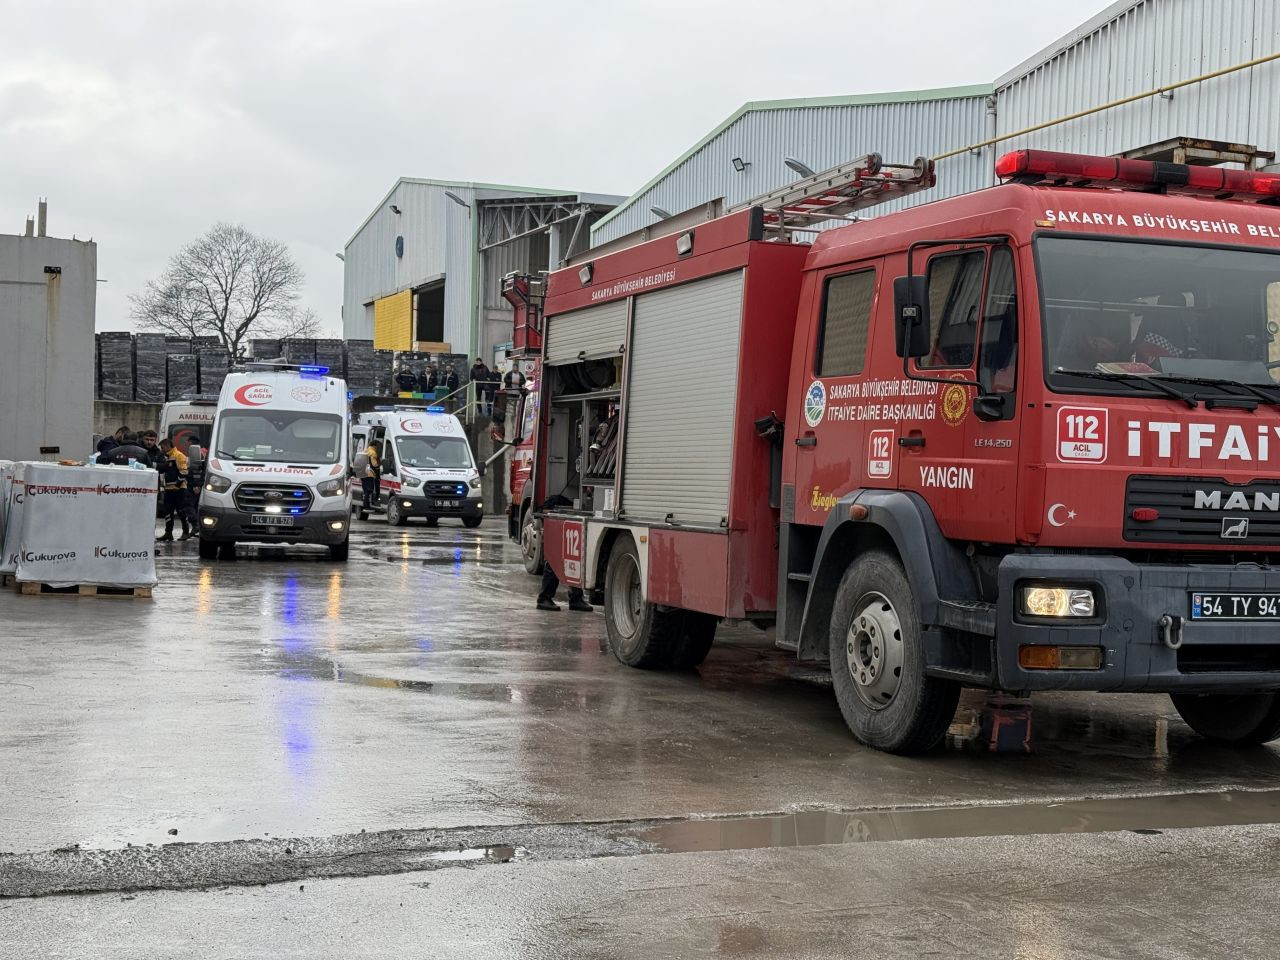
<box><xmin>1038</xmin><ymin>236</ymin><xmax>1280</xmax><ymax>397</ymax></box>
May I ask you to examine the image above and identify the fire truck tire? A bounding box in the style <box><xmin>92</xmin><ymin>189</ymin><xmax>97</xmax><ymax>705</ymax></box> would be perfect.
<box><xmin>521</xmin><ymin>510</ymin><xmax>544</xmax><ymax>575</ymax></box>
<box><xmin>604</xmin><ymin>537</ymin><xmax>682</xmax><ymax>669</ymax></box>
<box><xmin>828</xmin><ymin>552</ymin><xmax>960</xmax><ymax>754</ymax></box>
<box><xmin>198</xmin><ymin>536</ymin><xmax>219</xmax><ymax>561</ymax></box>
<box><xmin>386</xmin><ymin>500</ymin><xmax>407</xmax><ymax>526</ymax></box>
<box><xmin>673</xmin><ymin>612</ymin><xmax>718</xmax><ymax>669</ymax></box>
<box><xmin>1170</xmin><ymin>693</ymin><xmax>1280</xmax><ymax>744</ymax></box>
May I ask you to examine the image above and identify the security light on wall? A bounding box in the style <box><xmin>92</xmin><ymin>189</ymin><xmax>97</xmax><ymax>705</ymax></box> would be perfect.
<box><xmin>389</xmin><ymin>204</ymin><xmax>402</xmax><ymax>215</ymax></box>
<box><xmin>335</xmin><ymin>252</ymin><xmax>345</xmax><ymax>261</ymax></box>
<box><xmin>444</xmin><ymin>191</ymin><xmax>470</xmax><ymax>208</ymax></box>
<box><xmin>731</xmin><ymin>157</ymin><xmax>749</xmax><ymax>172</ymax></box>
<box><xmin>784</xmin><ymin>157</ymin><xmax>816</xmax><ymax>177</ymax></box>
<box><xmin>578</xmin><ymin>263</ymin><xmax>593</xmax><ymax>286</ymax></box>
<box><xmin>650</xmin><ymin>206</ymin><xmax>673</xmax><ymax>219</ymax></box>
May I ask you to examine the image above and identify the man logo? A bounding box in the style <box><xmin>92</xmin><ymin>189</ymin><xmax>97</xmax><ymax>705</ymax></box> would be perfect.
<box><xmin>1222</xmin><ymin>517</ymin><xmax>1250</xmax><ymax>539</ymax></box>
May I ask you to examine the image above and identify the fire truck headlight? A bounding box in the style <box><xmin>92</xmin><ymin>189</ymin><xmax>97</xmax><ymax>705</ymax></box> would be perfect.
<box><xmin>1019</xmin><ymin>585</ymin><xmax>1096</xmax><ymax>619</ymax></box>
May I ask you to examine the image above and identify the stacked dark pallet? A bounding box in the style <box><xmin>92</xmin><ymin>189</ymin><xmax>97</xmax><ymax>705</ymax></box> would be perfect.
<box><xmin>281</xmin><ymin>339</ymin><xmax>316</xmax><ymax>365</ymax></box>
<box><xmin>97</xmin><ymin>332</ymin><xmax>135</xmax><ymax>401</ymax></box>
<box><xmin>314</xmin><ymin>339</ymin><xmax>344</xmax><ymax>377</ymax></box>
<box><xmin>249</xmin><ymin>339</ymin><xmax>281</xmax><ymax>361</ymax></box>
<box><xmin>372</xmin><ymin>350</ymin><xmax>395</xmax><ymax>396</ymax></box>
<box><xmin>197</xmin><ymin>349</ymin><xmax>229</xmax><ymax>395</ymax></box>
<box><xmin>165</xmin><ymin>336</ymin><xmax>192</xmax><ymax>356</ymax></box>
<box><xmin>166</xmin><ymin>354</ymin><xmax>198</xmax><ymax>400</ymax></box>
<box><xmin>133</xmin><ymin>333</ymin><xmax>169</xmax><ymax>403</ymax></box>
<box><xmin>343</xmin><ymin>340</ymin><xmax>377</xmax><ymax>395</ymax></box>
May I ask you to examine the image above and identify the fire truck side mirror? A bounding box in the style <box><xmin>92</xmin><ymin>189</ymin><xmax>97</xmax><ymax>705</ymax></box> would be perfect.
<box><xmin>893</xmin><ymin>275</ymin><xmax>930</xmax><ymax>358</ymax></box>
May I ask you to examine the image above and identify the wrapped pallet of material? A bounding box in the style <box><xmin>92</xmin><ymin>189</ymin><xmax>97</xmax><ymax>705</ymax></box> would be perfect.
<box><xmin>0</xmin><ymin>461</ymin><xmax>27</xmax><ymax>576</ymax></box>
<box><xmin>0</xmin><ymin>461</ymin><xmax>14</xmax><ymax>562</ymax></box>
<box><xmin>10</xmin><ymin>463</ymin><xmax>159</xmax><ymax>588</ymax></box>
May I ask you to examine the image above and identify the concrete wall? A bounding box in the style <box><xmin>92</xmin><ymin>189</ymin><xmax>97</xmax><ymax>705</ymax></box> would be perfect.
<box><xmin>92</xmin><ymin>401</ymin><xmax>162</xmax><ymax>443</ymax></box>
<box><xmin>0</xmin><ymin>233</ymin><xmax>96</xmax><ymax>461</ymax></box>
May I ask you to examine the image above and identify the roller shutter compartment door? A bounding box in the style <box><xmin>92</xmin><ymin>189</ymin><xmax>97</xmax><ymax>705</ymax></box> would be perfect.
<box><xmin>544</xmin><ymin>300</ymin><xmax>628</xmax><ymax>366</ymax></box>
<box><xmin>621</xmin><ymin>270</ymin><xmax>744</xmax><ymax>527</ymax></box>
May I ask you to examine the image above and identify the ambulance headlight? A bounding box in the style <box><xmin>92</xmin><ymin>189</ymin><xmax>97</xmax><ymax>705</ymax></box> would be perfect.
<box><xmin>403</xmin><ymin>477</ymin><xmax>422</xmax><ymax>488</ymax></box>
<box><xmin>317</xmin><ymin>477</ymin><xmax>346</xmax><ymax>497</ymax></box>
<box><xmin>205</xmin><ymin>473</ymin><xmax>232</xmax><ymax>493</ymax></box>
<box><xmin>469</xmin><ymin>477</ymin><xmax>482</xmax><ymax>489</ymax></box>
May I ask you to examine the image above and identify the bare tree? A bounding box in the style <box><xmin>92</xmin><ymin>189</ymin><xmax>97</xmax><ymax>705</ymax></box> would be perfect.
<box><xmin>131</xmin><ymin>223</ymin><xmax>319</xmax><ymax>360</ymax></box>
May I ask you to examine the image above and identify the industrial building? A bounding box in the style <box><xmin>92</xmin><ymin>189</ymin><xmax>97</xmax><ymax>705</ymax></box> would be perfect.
<box><xmin>341</xmin><ymin>181</ymin><xmax>621</xmax><ymax>363</ymax></box>
<box><xmin>0</xmin><ymin>202</ymin><xmax>96</xmax><ymax>462</ymax></box>
<box><xmin>590</xmin><ymin>0</ymin><xmax>1280</xmax><ymax>251</ymax></box>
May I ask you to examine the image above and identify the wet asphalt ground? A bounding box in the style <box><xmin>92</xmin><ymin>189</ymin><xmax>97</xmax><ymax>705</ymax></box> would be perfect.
<box><xmin>4</xmin><ymin>518</ymin><xmax>1280</xmax><ymax>957</ymax></box>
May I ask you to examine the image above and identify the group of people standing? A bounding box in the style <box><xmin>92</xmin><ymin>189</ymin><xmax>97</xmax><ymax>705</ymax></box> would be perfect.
<box><xmin>95</xmin><ymin>426</ymin><xmax>198</xmax><ymax>541</ymax></box>
<box><xmin>392</xmin><ymin>359</ymin><xmax>501</xmax><ymax>416</ymax></box>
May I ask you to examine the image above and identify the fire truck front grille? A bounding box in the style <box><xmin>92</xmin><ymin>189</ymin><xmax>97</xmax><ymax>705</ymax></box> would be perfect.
<box><xmin>1124</xmin><ymin>475</ymin><xmax>1280</xmax><ymax>545</ymax></box>
<box><xmin>424</xmin><ymin>481</ymin><xmax>468</xmax><ymax>498</ymax></box>
<box><xmin>234</xmin><ymin>483</ymin><xmax>314</xmax><ymax>514</ymax></box>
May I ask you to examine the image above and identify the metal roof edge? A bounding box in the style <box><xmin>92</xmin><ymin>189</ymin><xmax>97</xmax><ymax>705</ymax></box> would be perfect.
<box><xmin>994</xmin><ymin>0</ymin><xmax>1144</xmax><ymax>90</ymax></box>
<box><xmin>345</xmin><ymin>179</ymin><xmax>606</xmax><ymax>248</ymax></box>
<box><xmin>589</xmin><ymin>83</ymin><xmax>993</xmax><ymax>236</ymax></box>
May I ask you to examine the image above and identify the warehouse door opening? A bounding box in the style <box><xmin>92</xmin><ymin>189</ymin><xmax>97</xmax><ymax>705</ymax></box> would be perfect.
<box><xmin>415</xmin><ymin>282</ymin><xmax>445</xmax><ymax>344</ymax></box>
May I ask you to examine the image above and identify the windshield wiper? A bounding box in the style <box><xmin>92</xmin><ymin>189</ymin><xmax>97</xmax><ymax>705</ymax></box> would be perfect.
<box><xmin>1055</xmin><ymin>369</ymin><xmax>1199</xmax><ymax>408</ymax></box>
<box><xmin>1148</xmin><ymin>374</ymin><xmax>1280</xmax><ymax>408</ymax></box>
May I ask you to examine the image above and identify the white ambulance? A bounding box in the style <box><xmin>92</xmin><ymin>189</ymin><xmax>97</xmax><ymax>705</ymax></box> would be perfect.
<box><xmin>197</xmin><ymin>364</ymin><xmax>353</xmax><ymax>561</ymax></box>
<box><xmin>158</xmin><ymin>396</ymin><xmax>218</xmax><ymax>455</ymax></box>
<box><xmin>351</xmin><ymin>406</ymin><xmax>484</xmax><ymax>528</ymax></box>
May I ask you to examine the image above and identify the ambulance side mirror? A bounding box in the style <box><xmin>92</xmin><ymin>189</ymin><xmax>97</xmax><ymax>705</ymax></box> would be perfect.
<box><xmin>893</xmin><ymin>275</ymin><xmax>930</xmax><ymax>358</ymax></box>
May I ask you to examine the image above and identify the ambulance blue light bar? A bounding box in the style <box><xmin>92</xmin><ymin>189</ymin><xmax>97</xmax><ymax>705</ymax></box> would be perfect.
<box><xmin>299</xmin><ymin>365</ymin><xmax>329</xmax><ymax>376</ymax></box>
<box><xmin>427</xmin><ymin>405</ymin><xmax>446</xmax><ymax>413</ymax></box>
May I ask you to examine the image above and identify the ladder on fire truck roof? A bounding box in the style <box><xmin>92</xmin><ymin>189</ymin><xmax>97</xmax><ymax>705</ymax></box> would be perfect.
<box><xmin>730</xmin><ymin>153</ymin><xmax>936</xmax><ymax>236</ymax></box>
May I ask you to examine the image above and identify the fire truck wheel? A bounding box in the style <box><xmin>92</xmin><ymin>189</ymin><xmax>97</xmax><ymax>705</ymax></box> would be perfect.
<box><xmin>604</xmin><ymin>536</ymin><xmax>682</xmax><ymax>669</ymax></box>
<box><xmin>386</xmin><ymin>500</ymin><xmax>407</xmax><ymax>526</ymax></box>
<box><xmin>672</xmin><ymin>612</ymin><xmax>718</xmax><ymax>669</ymax></box>
<box><xmin>1170</xmin><ymin>692</ymin><xmax>1280</xmax><ymax>744</ymax></box>
<box><xmin>829</xmin><ymin>552</ymin><xmax>960</xmax><ymax>754</ymax></box>
<box><xmin>198</xmin><ymin>537</ymin><xmax>219</xmax><ymax>561</ymax></box>
<box><xmin>521</xmin><ymin>510</ymin><xmax>544</xmax><ymax>575</ymax></box>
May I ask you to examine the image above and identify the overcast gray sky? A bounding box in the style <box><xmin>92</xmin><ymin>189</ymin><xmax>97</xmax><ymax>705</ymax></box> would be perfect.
<box><xmin>2</xmin><ymin>0</ymin><xmax>1104</xmax><ymax>334</ymax></box>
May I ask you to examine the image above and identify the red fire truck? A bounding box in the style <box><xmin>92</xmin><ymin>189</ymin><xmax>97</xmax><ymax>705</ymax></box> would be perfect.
<box><xmin>499</xmin><ymin>274</ymin><xmax>546</xmax><ymax>574</ymax></box>
<box><xmin>523</xmin><ymin>148</ymin><xmax>1280</xmax><ymax>753</ymax></box>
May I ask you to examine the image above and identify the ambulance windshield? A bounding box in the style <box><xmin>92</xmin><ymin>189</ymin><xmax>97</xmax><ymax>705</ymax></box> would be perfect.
<box><xmin>395</xmin><ymin>436</ymin><xmax>473</xmax><ymax>470</ymax></box>
<box><xmin>215</xmin><ymin>411</ymin><xmax>342</xmax><ymax>463</ymax></box>
<box><xmin>1039</xmin><ymin>236</ymin><xmax>1280</xmax><ymax>394</ymax></box>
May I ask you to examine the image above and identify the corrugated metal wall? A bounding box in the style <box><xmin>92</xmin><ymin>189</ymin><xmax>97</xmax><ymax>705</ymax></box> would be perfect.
<box><xmin>342</xmin><ymin>181</ymin><xmax>474</xmax><ymax>346</ymax></box>
<box><xmin>996</xmin><ymin>0</ymin><xmax>1280</xmax><ymax>157</ymax></box>
<box><xmin>592</xmin><ymin>93</ymin><xmax>992</xmax><ymax>246</ymax></box>
<box><xmin>594</xmin><ymin>0</ymin><xmax>1280</xmax><ymax>250</ymax></box>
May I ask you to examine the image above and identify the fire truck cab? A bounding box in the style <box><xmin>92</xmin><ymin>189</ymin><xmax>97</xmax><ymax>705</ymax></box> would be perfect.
<box><xmin>530</xmin><ymin>149</ymin><xmax>1280</xmax><ymax>754</ymax></box>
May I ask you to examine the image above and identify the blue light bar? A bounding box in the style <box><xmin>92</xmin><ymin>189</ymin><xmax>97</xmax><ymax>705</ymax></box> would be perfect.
<box><xmin>299</xmin><ymin>365</ymin><xmax>329</xmax><ymax>376</ymax></box>
<box><xmin>426</xmin><ymin>405</ymin><xmax>446</xmax><ymax>413</ymax></box>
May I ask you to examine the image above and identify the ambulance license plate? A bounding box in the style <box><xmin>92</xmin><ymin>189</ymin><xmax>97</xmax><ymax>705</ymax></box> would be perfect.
<box><xmin>433</xmin><ymin>499</ymin><xmax>459</xmax><ymax>509</ymax></box>
<box><xmin>251</xmin><ymin>514</ymin><xmax>297</xmax><ymax>527</ymax></box>
<box><xmin>1191</xmin><ymin>592</ymin><xmax>1280</xmax><ymax>620</ymax></box>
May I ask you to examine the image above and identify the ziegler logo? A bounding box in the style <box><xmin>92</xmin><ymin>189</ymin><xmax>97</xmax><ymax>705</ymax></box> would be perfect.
<box><xmin>233</xmin><ymin>383</ymin><xmax>273</xmax><ymax>406</ymax></box>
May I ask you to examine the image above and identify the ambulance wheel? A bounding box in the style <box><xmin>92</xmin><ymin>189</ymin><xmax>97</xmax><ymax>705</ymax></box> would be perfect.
<box><xmin>386</xmin><ymin>500</ymin><xmax>407</xmax><ymax>526</ymax></box>
<box><xmin>829</xmin><ymin>551</ymin><xmax>959</xmax><ymax>754</ymax></box>
<box><xmin>198</xmin><ymin>537</ymin><xmax>218</xmax><ymax>561</ymax></box>
<box><xmin>673</xmin><ymin>612</ymin><xmax>718</xmax><ymax>669</ymax></box>
<box><xmin>358</xmin><ymin>510</ymin><xmax>369</xmax><ymax>521</ymax></box>
<box><xmin>329</xmin><ymin>538</ymin><xmax>350</xmax><ymax>562</ymax></box>
<box><xmin>603</xmin><ymin>537</ymin><xmax>681</xmax><ymax>669</ymax></box>
<box><xmin>425</xmin><ymin>517</ymin><xmax>439</xmax><ymax>527</ymax></box>
<box><xmin>217</xmin><ymin>541</ymin><xmax>237</xmax><ymax>561</ymax></box>
<box><xmin>462</xmin><ymin>516</ymin><xmax>483</xmax><ymax>529</ymax></box>
<box><xmin>1170</xmin><ymin>693</ymin><xmax>1280</xmax><ymax>744</ymax></box>
<box><xmin>520</xmin><ymin>508</ymin><xmax>544</xmax><ymax>575</ymax></box>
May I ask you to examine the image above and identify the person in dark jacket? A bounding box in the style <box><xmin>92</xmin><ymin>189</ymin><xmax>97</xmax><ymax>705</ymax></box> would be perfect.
<box><xmin>156</xmin><ymin>439</ymin><xmax>194</xmax><ymax>541</ymax></box>
<box><xmin>535</xmin><ymin>494</ymin><xmax>592</xmax><ymax>612</ymax></box>
<box><xmin>395</xmin><ymin>367</ymin><xmax>417</xmax><ymax>393</ymax></box>
<box><xmin>96</xmin><ymin>425</ymin><xmax>127</xmax><ymax>459</ymax></box>
<box><xmin>417</xmin><ymin>367</ymin><xmax>433</xmax><ymax>394</ymax></box>
<box><xmin>471</xmin><ymin>358</ymin><xmax>494</xmax><ymax>417</ymax></box>
<box><xmin>139</xmin><ymin>430</ymin><xmax>164</xmax><ymax>470</ymax></box>
<box><xmin>100</xmin><ymin>432</ymin><xmax>149</xmax><ymax>465</ymax></box>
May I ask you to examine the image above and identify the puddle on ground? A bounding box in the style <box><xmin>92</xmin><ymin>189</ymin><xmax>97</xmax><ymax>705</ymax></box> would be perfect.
<box><xmin>416</xmin><ymin>844</ymin><xmax>526</xmax><ymax>864</ymax></box>
<box><xmin>636</xmin><ymin>790</ymin><xmax>1280</xmax><ymax>851</ymax></box>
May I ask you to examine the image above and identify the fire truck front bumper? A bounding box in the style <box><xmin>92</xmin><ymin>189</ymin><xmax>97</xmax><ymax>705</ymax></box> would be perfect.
<box><xmin>992</xmin><ymin>554</ymin><xmax>1280</xmax><ymax>694</ymax></box>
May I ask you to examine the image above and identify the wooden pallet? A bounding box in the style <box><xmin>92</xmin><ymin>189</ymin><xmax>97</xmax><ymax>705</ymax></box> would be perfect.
<box><xmin>18</xmin><ymin>582</ymin><xmax>153</xmax><ymax>599</ymax></box>
<box><xmin>0</xmin><ymin>574</ymin><xmax>16</xmax><ymax>589</ymax></box>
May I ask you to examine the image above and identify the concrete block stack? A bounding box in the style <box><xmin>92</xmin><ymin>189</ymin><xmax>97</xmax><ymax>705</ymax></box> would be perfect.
<box><xmin>133</xmin><ymin>333</ymin><xmax>168</xmax><ymax>403</ymax></box>
<box><xmin>281</xmin><ymin>339</ymin><xmax>316</xmax><ymax>365</ymax></box>
<box><xmin>343</xmin><ymin>340</ymin><xmax>377</xmax><ymax>395</ymax></box>
<box><xmin>196</xmin><ymin>345</ymin><xmax>229</xmax><ymax>395</ymax></box>
<box><xmin>166</xmin><ymin>354</ymin><xmax>198</xmax><ymax>399</ymax></box>
<box><xmin>315</xmin><ymin>339</ymin><xmax>344</xmax><ymax>377</ymax></box>
<box><xmin>97</xmin><ymin>333</ymin><xmax>135</xmax><ymax>402</ymax></box>
<box><xmin>249</xmin><ymin>339</ymin><xmax>281</xmax><ymax>361</ymax></box>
